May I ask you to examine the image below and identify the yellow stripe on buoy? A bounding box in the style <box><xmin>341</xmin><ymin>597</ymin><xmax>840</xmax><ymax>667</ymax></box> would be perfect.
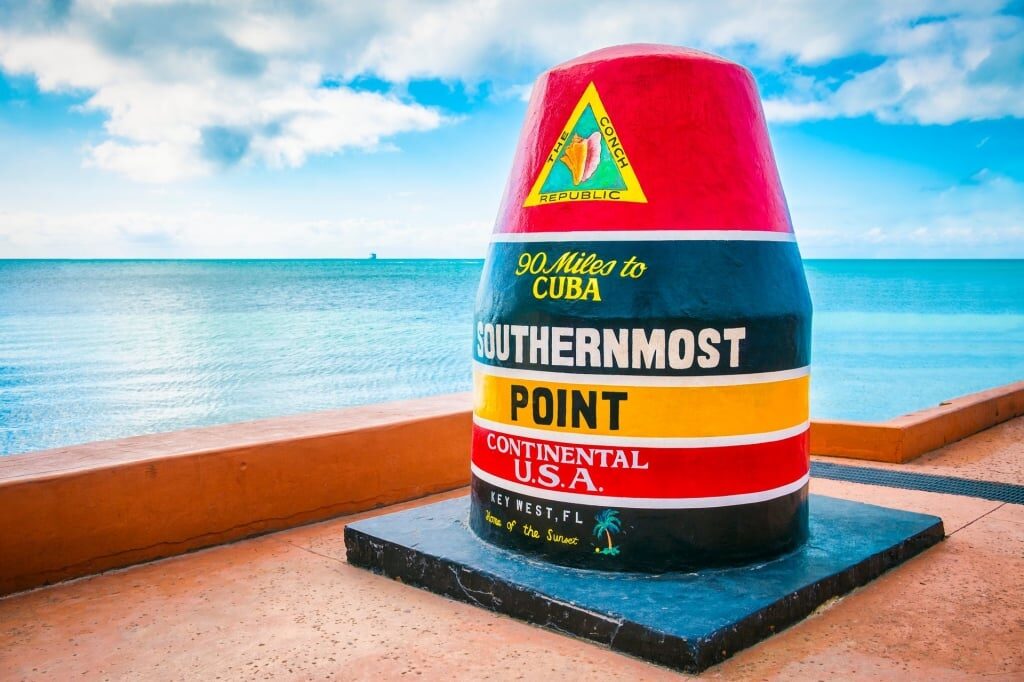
<box><xmin>473</xmin><ymin>370</ymin><xmax>809</xmax><ymax>438</ymax></box>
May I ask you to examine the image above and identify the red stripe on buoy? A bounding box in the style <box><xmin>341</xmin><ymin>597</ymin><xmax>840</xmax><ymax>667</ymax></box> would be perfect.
<box><xmin>496</xmin><ymin>45</ymin><xmax>792</xmax><ymax>235</ymax></box>
<box><xmin>472</xmin><ymin>424</ymin><xmax>808</xmax><ymax>501</ymax></box>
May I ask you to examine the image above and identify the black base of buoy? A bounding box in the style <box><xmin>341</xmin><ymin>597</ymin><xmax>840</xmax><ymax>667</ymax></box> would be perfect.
<box><xmin>345</xmin><ymin>495</ymin><xmax>943</xmax><ymax>673</ymax></box>
<box><xmin>468</xmin><ymin>476</ymin><xmax>809</xmax><ymax>572</ymax></box>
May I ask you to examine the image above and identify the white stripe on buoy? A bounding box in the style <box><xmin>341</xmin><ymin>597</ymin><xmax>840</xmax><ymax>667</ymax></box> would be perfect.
<box><xmin>472</xmin><ymin>415</ymin><xmax>810</xmax><ymax>448</ymax></box>
<box><xmin>473</xmin><ymin>362</ymin><xmax>809</xmax><ymax>387</ymax></box>
<box><xmin>490</xmin><ymin>230</ymin><xmax>796</xmax><ymax>243</ymax></box>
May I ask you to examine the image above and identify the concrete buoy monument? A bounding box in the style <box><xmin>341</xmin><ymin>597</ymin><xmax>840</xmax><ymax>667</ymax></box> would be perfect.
<box><xmin>469</xmin><ymin>43</ymin><xmax>810</xmax><ymax>572</ymax></box>
<box><xmin>347</xmin><ymin>45</ymin><xmax>943</xmax><ymax>673</ymax></box>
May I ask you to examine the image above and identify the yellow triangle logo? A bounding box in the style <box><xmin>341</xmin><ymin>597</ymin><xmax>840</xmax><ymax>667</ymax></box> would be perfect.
<box><xmin>524</xmin><ymin>82</ymin><xmax>647</xmax><ymax>207</ymax></box>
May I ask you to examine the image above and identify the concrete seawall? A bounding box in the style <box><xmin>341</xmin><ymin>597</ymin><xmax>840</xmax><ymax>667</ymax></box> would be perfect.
<box><xmin>811</xmin><ymin>381</ymin><xmax>1024</xmax><ymax>463</ymax></box>
<box><xmin>1</xmin><ymin>381</ymin><xmax>1021</xmax><ymax>597</ymax></box>
<box><xmin>0</xmin><ymin>394</ymin><xmax>473</xmax><ymax>596</ymax></box>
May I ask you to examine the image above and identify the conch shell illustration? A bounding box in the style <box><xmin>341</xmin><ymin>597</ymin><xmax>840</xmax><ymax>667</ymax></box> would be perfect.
<box><xmin>560</xmin><ymin>132</ymin><xmax>602</xmax><ymax>185</ymax></box>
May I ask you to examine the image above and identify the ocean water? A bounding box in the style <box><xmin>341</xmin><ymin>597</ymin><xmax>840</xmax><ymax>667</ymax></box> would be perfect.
<box><xmin>1</xmin><ymin>259</ymin><xmax>1022</xmax><ymax>456</ymax></box>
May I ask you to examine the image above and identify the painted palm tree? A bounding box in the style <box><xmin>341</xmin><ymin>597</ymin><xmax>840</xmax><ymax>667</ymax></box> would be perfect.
<box><xmin>592</xmin><ymin>509</ymin><xmax>622</xmax><ymax>556</ymax></box>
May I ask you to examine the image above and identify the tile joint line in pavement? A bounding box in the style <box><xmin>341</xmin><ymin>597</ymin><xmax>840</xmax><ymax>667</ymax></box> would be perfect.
<box><xmin>947</xmin><ymin>502</ymin><xmax>1006</xmax><ymax>536</ymax></box>
<box><xmin>279</xmin><ymin>539</ymin><xmax>344</xmax><ymax>564</ymax></box>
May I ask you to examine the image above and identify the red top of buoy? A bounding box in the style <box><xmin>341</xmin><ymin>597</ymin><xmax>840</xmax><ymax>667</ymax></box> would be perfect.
<box><xmin>494</xmin><ymin>44</ymin><xmax>792</xmax><ymax>234</ymax></box>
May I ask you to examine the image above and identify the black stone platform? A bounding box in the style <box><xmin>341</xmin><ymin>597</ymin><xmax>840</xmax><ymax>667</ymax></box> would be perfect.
<box><xmin>345</xmin><ymin>495</ymin><xmax>943</xmax><ymax>673</ymax></box>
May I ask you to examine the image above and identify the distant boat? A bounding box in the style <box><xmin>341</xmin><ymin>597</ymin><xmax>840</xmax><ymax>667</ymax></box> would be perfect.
<box><xmin>369</xmin><ymin>253</ymin><xmax>377</xmax><ymax>260</ymax></box>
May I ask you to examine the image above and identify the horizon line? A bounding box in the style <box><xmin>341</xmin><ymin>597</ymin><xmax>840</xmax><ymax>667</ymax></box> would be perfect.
<box><xmin>2</xmin><ymin>257</ymin><xmax>1023</xmax><ymax>263</ymax></box>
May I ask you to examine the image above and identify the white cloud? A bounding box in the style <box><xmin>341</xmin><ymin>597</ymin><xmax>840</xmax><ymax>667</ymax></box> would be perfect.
<box><xmin>343</xmin><ymin>1</ymin><xmax>1023</xmax><ymax>125</ymax></box>
<box><xmin>86</xmin><ymin>140</ymin><xmax>204</xmax><ymax>182</ymax></box>
<box><xmin>762</xmin><ymin>10</ymin><xmax>1024</xmax><ymax>124</ymax></box>
<box><xmin>792</xmin><ymin>171</ymin><xmax>1024</xmax><ymax>257</ymax></box>
<box><xmin>0</xmin><ymin>1</ymin><xmax>447</xmax><ymax>182</ymax></box>
<box><xmin>0</xmin><ymin>0</ymin><xmax>1021</xmax><ymax>184</ymax></box>
<box><xmin>0</xmin><ymin>208</ymin><xmax>491</xmax><ymax>258</ymax></box>
<box><xmin>252</xmin><ymin>85</ymin><xmax>441</xmax><ymax>168</ymax></box>
<box><xmin>1</xmin><ymin>170</ymin><xmax>1018</xmax><ymax>258</ymax></box>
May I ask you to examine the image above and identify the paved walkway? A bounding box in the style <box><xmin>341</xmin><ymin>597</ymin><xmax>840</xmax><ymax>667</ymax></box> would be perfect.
<box><xmin>2</xmin><ymin>419</ymin><xmax>1022</xmax><ymax>680</ymax></box>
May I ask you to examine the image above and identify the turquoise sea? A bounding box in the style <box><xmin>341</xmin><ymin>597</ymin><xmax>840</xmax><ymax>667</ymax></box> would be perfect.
<box><xmin>1</xmin><ymin>259</ymin><xmax>1022</xmax><ymax>457</ymax></box>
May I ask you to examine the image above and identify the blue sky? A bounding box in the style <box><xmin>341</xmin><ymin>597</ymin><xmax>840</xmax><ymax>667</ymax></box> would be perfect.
<box><xmin>0</xmin><ymin>1</ymin><xmax>1021</xmax><ymax>258</ymax></box>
